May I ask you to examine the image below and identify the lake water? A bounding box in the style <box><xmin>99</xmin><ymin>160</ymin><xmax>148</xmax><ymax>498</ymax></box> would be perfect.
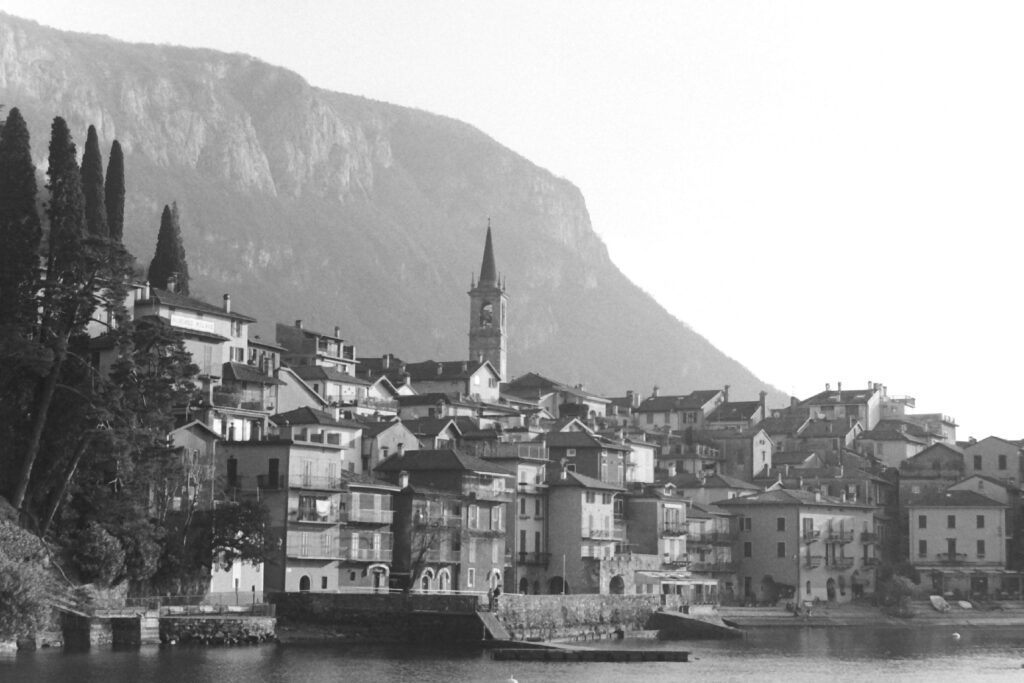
<box><xmin>3</xmin><ymin>625</ymin><xmax>1024</xmax><ymax>683</ymax></box>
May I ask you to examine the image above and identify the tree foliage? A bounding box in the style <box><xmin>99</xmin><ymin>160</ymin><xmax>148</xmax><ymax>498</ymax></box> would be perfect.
<box><xmin>147</xmin><ymin>202</ymin><xmax>189</xmax><ymax>294</ymax></box>
<box><xmin>0</xmin><ymin>107</ymin><xmax>42</xmax><ymax>331</ymax></box>
<box><xmin>0</xmin><ymin>518</ymin><xmax>55</xmax><ymax>639</ymax></box>
<box><xmin>80</xmin><ymin>125</ymin><xmax>108</xmax><ymax>238</ymax></box>
<box><xmin>104</xmin><ymin>140</ymin><xmax>125</xmax><ymax>242</ymax></box>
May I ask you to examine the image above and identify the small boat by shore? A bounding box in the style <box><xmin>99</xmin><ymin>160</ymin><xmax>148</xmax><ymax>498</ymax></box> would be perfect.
<box><xmin>648</xmin><ymin>609</ymin><xmax>743</xmax><ymax>639</ymax></box>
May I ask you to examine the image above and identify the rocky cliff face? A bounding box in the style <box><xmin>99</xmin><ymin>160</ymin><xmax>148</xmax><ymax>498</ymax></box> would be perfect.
<box><xmin>0</xmin><ymin>12</ymin><xmax>782</xmax><ymax>403</ymax></box>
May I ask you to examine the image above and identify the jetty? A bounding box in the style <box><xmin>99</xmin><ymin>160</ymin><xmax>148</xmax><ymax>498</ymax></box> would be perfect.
<box><xmin>492</xmin><ymin>645</ymin><xmax>689</xmax><ymax>662</ymax></box>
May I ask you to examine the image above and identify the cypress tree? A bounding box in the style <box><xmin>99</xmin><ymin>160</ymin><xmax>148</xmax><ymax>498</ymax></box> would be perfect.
<box><xmin>104</xmin><ymin>140</ymin><xmax>125</xmax><ymax>242</ymax></box>
<box><xmin>148</xmin><ymin>202</ymin><xmax>190</xmax><ymax>295</ymax></box>
<box><xmin>81</xmin><ymin>124</ymin><xmax>108</xmax><ymax>237</ymax></box>
<box><xmin>0</xmin><ymin>107</ymin><xmax>42</xmax><ymax>329</ymax></box>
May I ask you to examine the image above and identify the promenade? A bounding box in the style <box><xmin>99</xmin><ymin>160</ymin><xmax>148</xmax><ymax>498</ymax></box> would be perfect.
<box><xmin>719</xmin><ymin>600</ymin><xmax>1024</xmax><ymax>628</ymax></box>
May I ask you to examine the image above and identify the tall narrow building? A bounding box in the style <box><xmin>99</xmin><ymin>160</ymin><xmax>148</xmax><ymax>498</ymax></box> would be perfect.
<box><xmin>468</xmin><ymin>224</ymin><xmax>508</xmax><ymax>380</ymax></box>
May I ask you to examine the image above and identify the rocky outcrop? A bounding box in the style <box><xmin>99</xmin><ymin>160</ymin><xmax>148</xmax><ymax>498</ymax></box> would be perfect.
<box><xmin>0</xmin><ymin>11</ymin><xmax>782</xmax><ymax>402</ymax></box>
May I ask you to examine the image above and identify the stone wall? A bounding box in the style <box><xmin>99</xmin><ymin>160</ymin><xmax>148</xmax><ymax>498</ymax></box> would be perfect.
<box><xmin>159</xmin><ymin>616</ymin><xmax>276</xmax><ymax>645</ymax></box>
<box><xmin>495</xmin><ymin>593</ymin><xmax>684</xmax><ymax>641</ymax></box>
<box><xmin>270</xmin><ymin>592</ymin><xmax>485</xmax><ymax>643</ymax></box>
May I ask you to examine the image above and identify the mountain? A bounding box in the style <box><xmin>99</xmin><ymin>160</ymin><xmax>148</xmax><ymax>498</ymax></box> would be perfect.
<box><xmin>0</xmin><ymin>13</ymin><xmax>783</xmax><ymax>405</ymax></box>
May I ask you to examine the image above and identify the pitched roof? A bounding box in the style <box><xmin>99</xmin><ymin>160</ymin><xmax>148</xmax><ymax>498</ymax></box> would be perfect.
<box><xmin>636</xmin><ymin>389</ymin><xmax>722</xmax><ymax>414</ymax></box>
<box><xmin>798</xmin><ymin>418</ymin><xmax>858</xmax><ymax>438</ymax></box>
<box><xmin>771</xmin><ymin>450</ymin><xmax>821</xmax><ymax>466</ymax></box>
<box><xmin>356</xmin><ymin>419</ymin><xmax>408</xmax><ymax>439</ymax></box>
<box><xmin>545</xmin><ymin>431</ymin><xmax>631</xmax><ymax>451</ymax></box>
<box><xmin>270</xmin><ymin>407</ymin><xmax>362</xmax><ymax>429</ymax></box>
<box><xmin>546</xmin><ymin>470</ymin><xmax>625</xmax><ymax>492</ymax></box>
<box><xmin>669</xmin><ymin>472</ymin><xmax>760</xmax><ymax>490</ymax></box>
<box><xmin>707</xmin><ymin>401</ymin><xmax>762</xmax><ymax>423</ymax></box>
<box><xmin>758</xmin><ymin>415</ymin><xmax>810</xmax><ymax>437</ymax></box>
<box><xmin>222</xmin><ymin>362</ymin><xmax>284</xmax><ymax>386</ymax></box>
<box><xmin>478</xmin><ymin>225</ymin><xmax>498</xmax><ymax>286</ymax></box>
<box><xmin>715</xmin><ymin>488</ymin><xmax>871</xmax><ymax>509</ymax></box>
<box><xmin>502</xmin><ymin>372</ymin><xmax>610</xmax><ymax>403</ymax></box>
<box><xmin>404</xmin><ymin>359</ymin><xmax>496</xmax><ymax>382</ymax></box>
<box><xmin>400</xmin><ymin>417</ymin><xmax>462</xmax><ymax>438</ymax></box>
<box><xmin>292</xmin><ymin>365</ymin><xmax>370</xmax><ymax>385</ymax></box>
<box><xmin>801</xmin><ymin>387</ymin><xmax>877</xmax><ymax>406</ymax></box>
<box><xmin>143</xmin><ymin>288</ymin><xmax>257</xmax><ymax>322</ymax></box>
<box><xmin>909</xmin><ymin>490</ymin><xmax>1008</xmax><ymax>508</ymax></box>
<box><xmin>373</xmin><ymin>448</ymin><xmax>514</xmax><ymax>477</ymax></box>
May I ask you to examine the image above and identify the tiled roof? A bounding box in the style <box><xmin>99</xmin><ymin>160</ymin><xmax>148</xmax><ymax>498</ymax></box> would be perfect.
<box><xmin>502</xmin><ymin>372</ymin><xmax>610</xmax><ymax>403</ymax></box>
<box><xmin>270</xmin><ymin>407</ymin><xmax>362</xmax><ymax>429</ymax></box>
<box><xmin>222</xmin><ymin>362</ymin><xmax>284</xmax><ymax>386</ymax></box>
<box><xmin>758</xmin><ymin>415</ymin><xmax>809</xmax><ymax>437</ymax></box>
<box><xmin>545</xmin><ymin>431</ymin><xmax>631</xmax><ymax>451</ymax></box>
<box><xmin>636</xmin><ymin>389</ymin><xmax>722</xmax><ymax>413</ymax></box>
<box><xmin>771</xmin><ymin>451</ymin><xmax>820</xmax><ymax>466</ymax></box>
<box><xmin>404</xmin><ymin>359</ymin><xmax>494</xmax><ymax>382</ymax></box>
<box><xmin>800</xmin><ymin>388</ymin><xmax>877</xmax><ymax>406</ymax></box>
<box><xmin>798</xmin><ymin>418</ymin><xmax>858</xmax><ymax>438</ymax></box>
<box><xmin>143</xmin><ymin>288</ymin><xmax>257</xmax><ymax>322</ymax></box>
<box><xmin>374</xmin><ymin>448</ymin><xmax>514</xmax><ymax>477</ymax></box>
<box><xmin>909</xmin><ymin>490</ymin><xmax>1008</xmax><ymax>508</ymax></box>
<box><xmin>546</xmin><ymin>470</ymin><xmax>625</xmax><ymax>492</ymax></box>
<box><xmin>669</xmin><ymin>472</ymin><xmax>760</xmax><ymax>491</ymax></box>
<box><xmin>292</xmin><ymin>365</ymin><xmax>371</xmax><ymax>385</ymax></box>
<box><xmin>716</xmin><ymin>488</ymin><xmax>871</xmax><ymax>509</ymax></box>
<box><xmin>707</xmin><ymin>401</ymin><xmax>762</xmax><ymax>422</ymax></box>
<box><xmin>355</xmin><ymin>418</ymin><xmax>407</xmax><ymax>439</ymax></box>
<box><xmin>400</xmin><ymin>417</ymin><xmax>462</xmax><ymax>438</ymax></box>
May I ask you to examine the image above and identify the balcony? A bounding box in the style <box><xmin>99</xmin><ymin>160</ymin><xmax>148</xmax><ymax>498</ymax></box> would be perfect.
<box><xmin>804</xmin><ymin>555</ymin><xmax>824</xmax><ymax>569</ymax></box>
<box><xmin>289</xmin><ymin>508</ymin><xmax>342</xmax><ymax>524</ymax></box>
<box><xmin>581</xmin><ymin>546</ymin><xmax>615</xmax><ymax>559</ymax></box>
<box><xmin>346</xmin><ymin>508</ymin><xmax>394</xmax><ymax>525</ymax></box>
<box><xmin>581</xmin><ymin>526</ymin><xmax>625</xmax><ymax>541</ymax></box>
<box><xmin>825</xmin><ymin>529</ymin><xmax>854</xmax><ymax>544</ymax></box>
<box><xmin>462</xmin><ymin>477</ymin><xmax>513</xmax><ymax>502</ymax></box>
<box><xmin>478</xmin><ymin>443</ymin><xmax>549</xmax><ymax>461</ymax></box>
<box><xmin>414</xmin><ymin>513</ymin><xmax>462</xmax><ymax>528</ymax></box>
<box><xmin>661</xmin><ymin>522</ymin><xmax>688</xmax><ymax>537</ymax></box>
<box><xmin>287</xmin><ymin>474</ymin><xmax>344</xmax><ymax>491</ymax></box>
<box><xmin>937</xmin><ymin>552</ymin><xmax>968</xmax><ymax>565</ymax></box>
<box><xmin>689</xmin><ymin>561</ymin><xmax>738</xmax><ymax>573</ymax></box>
<box><xmin>256</xmin><ymin>474</ymin><xmax>285</xmax><ymax>490</ymax></box>
<box><xmin>344</xmin><ymin>547</ymin><xmax>393</xmax><ymax>562</ymax></box>
<box><xmin>802</xmin><ymin>529</ymin><xmax>821</xmax><ymax>543</ymax></box>
<box><xmin>860</xmin><ymin>531</ymin><xmax>878</xmax><ymax>543</ymax></box>
<box><xmin>829</xmin><ymin>557</ymin><xmax>855</xmax><ymax>570</ymax></box>
<box><xmin>424</xmin><ymin>549</ymin><xmax>461</xmax><ymax>563</ymax></box>
<box><xmin>517</xmin><ymin>551</ymin><xmax>551</xmax><ymax>566</ymax></box>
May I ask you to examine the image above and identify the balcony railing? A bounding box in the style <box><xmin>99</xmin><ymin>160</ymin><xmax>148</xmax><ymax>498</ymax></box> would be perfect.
<box><xmin>345</xmin><ymin>547</ymin><xmax>393</xmax><ymax>562</ymax></box>
<box><xmin>689</xmin><ymin>561</ymin><xmax>738</xmax><ymax>573</ymax></box>
<box><xmin>826</xmin><ymin>529</ymin><xmax>855</xmax><ymax>544</ymax></box>
<box><xmin>661</xmin><ymin>522</ymin><xmax>688</xmax><ymax>537</ymax></box>
<box><xmin>581</xmin><ymin>546</ymin><xmax>615</xmax><ymax>559</ymax></box>
<box><xmin>346</xmin><ymin>508</ymin><xmax>394</xmax><ymax>525</ymax></box>
<box><xmin>829</xmin><ymin>557</ymin><xmax>854</xmax><ymax>570</ymax></box>
<box><xmin>289</xmin><ymin>508</ymin><xmax>342</xmax><ymax>524</ymax></box>
<box><xmin>804</xmin><ymin>555</ymin><xmax>824</xmax><ymax>569</ymax></box>
<box><xmin>937</xmin><ymin>552</ymin><xmax>968</xmax><ymax>565</ymax></box>
<box><xmin>517</xmin><ymin>551</ymin><xmax>551</xmax><ymax>566</ymax></box>
<box><xmin>424</xmin><ymin>549</ymin><xmax>461</xmax><ymax>563</ymax></box>
<box><xmin>581</xmin><ymin>526</ymin><xmax>625</xmax><ymax>541</ymax></box>
<box><xmin>256</xmin><ymin>474</ymin><xmax>285</xmax><ymax>490</ymax></box>
<box><xmin>288</xmin><ymin>474</ymin><xmax>344</xmax><ymax>490</ymax></box>
<box><xmin>802</xmin><ymin>529</ymin><xmax>821</xmax><ymax>543</ymax></box>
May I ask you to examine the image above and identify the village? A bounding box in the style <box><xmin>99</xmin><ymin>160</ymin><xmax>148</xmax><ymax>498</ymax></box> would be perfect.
<box><xmin>81</xmin><ymin>225</ymin><xmax>1022</xmax><ymax>614</ymax></box>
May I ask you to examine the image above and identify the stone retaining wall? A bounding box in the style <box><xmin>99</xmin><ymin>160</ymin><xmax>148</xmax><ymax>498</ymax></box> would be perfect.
<box><xmin>495</xmin><ymin>593</ymin><xmax>685</xmax><ymax>641</ymax></box>
<box><xmin>159</xmin><ymin>616</ymin><xmax>276</xmax><ymax>646</ymax></box>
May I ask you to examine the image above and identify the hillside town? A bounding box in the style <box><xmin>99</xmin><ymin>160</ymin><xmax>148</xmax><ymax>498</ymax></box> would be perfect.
<box><xmin>88</xmin><ymin>225</ymin><xmax>1023</xmax><ymax>609</ymax></box>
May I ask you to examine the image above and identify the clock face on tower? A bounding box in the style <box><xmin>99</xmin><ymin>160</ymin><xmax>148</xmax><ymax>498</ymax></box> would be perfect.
<box><xmin>480</xmin><ymin>301</ymin><xmax>494</xmax><ymax>327</ymax></box>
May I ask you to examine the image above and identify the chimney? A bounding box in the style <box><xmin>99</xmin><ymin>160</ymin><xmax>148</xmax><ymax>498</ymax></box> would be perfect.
<box><xmin>785</xmin><ymin>464</ymin><xmax>791</xmax><ymax>476</ymax></box>
<box><xmin>399</xmin><ymin>470</ymin><xmax>409</xmax><ymax>489</ymax></box>
<box><xmin>825</xmin><ymin>383</ymin><xmax>831</xmax><ymax>392</ymax></box>
<box><xmin>667</xmin><ymin>462</ymin><xmax>677</xmax><ymax>478</ymax></box>
<box><xmin>815</xmin><ymin>491</ymin><xmax>822</xmax><ymax>502</ymax></box>
<box><xmin>652</xmin><ymin>385</ymin><xmax>660</xmax><ymax>398</ymax></box>
<box><xmin>841</xmin><ymin>491</ymin><xmax>847</xmax><ymax>502</ymax></box>
<box><xmin>626</xmin><ymin>389</ymin><xmax>636</xmax><ymax>407</ymax></box>
<box><xmin>436</xmin><ymin>362</ymin><xmax>444</xmax><ymax>376</ymax></box>
<box><xmin>837</xmin><ymin>381</ymin><xmax>842</xmax><ymax>396</ymax></box>
<box><xmin>332</xmin><ymin>406</ymin><xmax>341</xmax><ymax>421</ymax></box>
<box><xmin>166</xmin><ymin>273</ymin><xmax>178</xmax><ymax>293</ymax></box>
<box><xmin>397</xmin><ymin>442</ymin><xmax>404</xmax><ymax>456</ymax></box>
<box><xmin>143</xmin><ymin>280</ymin><xmax>151</xmax><ymax>300</ymax></box>
<box><xmin>295</xmin><ymin>319</ymin><xmax>303</xmax><ymax>329</ymax></box>
<box><xmin>334</xmin><ymin>326</ymin><xmax>341</xmax><ymax>338</ymax></box>
<box><xmin>223</xmin><ymin>293</ymin><xmax>231</xmax><ymax>313</ymax></box>
<box><xmin>461</xmin><ymin>361</ymin><xmax>468</xmax><ymax>372</ymax></box>
<box><xmin>790</xmin><ymin>397</ymin><xmax>798</xmax><ymax>408</ymax></box>
<box><xmin>759</xmin><ymin>390</ymin><xmax>767</xmax><ymax>417</ymax></box>
<box><xmin>382</xmin><ymin>353</ymin><xmax>391</xmax><ymax>370</ymax></box>
<box><xmin>723</xmin><ymin>385</ymin><xmax>730</xmax><ymax>402</ymax></box>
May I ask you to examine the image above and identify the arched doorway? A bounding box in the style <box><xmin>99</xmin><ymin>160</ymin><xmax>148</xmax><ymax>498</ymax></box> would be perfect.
<box><xmin>519</xmin><ymin>577</ymin><xmax>529</xmax><ymax>594</ymax></box>
<box><xmin>548</xmin><ymin>576</ymin><xmax>570</xmax><ymax>594</ymax></box>
<box><xmin>438</xmin><ymin>569</ymin><xmax>451</xmax><ymax>592</ymax></box>
<box><xmin>370</xmin><ymin>565</ymin><xmax>389</xmax><ymax>592</ymax></box>
<box><xmin>609</xmin><ymin>575</ymin><xmax>625</xmax><ymax>595</ymax></box>
<box><xmin>419</xmin><ymin>569</ymin><xmax>434</xmax><ymax>592</ymax></box>
<box><xmin>299</xmin><ymin>575</ymin><xmax>311</xmax><ymax>592</ymax></box>
<box><xmin>826</xmin><ymin>578</ymin><xmax>837</xmax><ymax>601</ymax></box>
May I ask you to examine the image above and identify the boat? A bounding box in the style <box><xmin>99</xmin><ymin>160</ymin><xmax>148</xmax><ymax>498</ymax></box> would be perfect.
<box><xmin>929</xmin><ymin>595</ymin><xmax>950</xmax><ymax>612</ymax></box>
<box><xmin>957</xmin><ymin>600</ymin><xmax>972</xmax><ymax>610</ymax></box>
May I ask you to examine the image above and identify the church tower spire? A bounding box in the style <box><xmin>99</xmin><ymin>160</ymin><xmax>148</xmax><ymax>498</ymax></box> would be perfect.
<box><xmin>469</xmin><ymin>221</ymin><xmax>508</xmax><ymax>380</ymax></box>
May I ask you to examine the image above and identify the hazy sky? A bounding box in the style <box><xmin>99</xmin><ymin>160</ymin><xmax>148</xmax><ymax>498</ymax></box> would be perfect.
<box><xmin>5</xmin><ymin>1</ymin><xmax>1023</xmax><ymax>439</ymax></box>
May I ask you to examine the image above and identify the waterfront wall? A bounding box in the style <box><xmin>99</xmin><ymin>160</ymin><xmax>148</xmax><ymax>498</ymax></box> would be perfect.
<box><xmin>270</xmin><ymin>592</ymin><xmax>485</xmax><ymax>643</ymax></box>
<box><xmin>159</xmin><ymin>616</ymin><xmax>276</xmax><ymax>645</ymax></box>
<box><xmin>495</xmin><ymin>593</ymin><xmax>685</xmax><ymax>641</ymax></box>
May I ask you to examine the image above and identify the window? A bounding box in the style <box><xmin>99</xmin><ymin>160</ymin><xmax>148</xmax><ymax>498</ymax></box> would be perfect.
<box><xmin>321</xmin><ymin>576</ymin><xmax>328</xmax><ymax>590</ymax></box>
<box><xmin>646</xmin><ymin>413</ymin><xmax>654</xmax><ymax>425</ymax></box>
<box><xmin>741</xmin><ymin>517</ymin><xmax>752</xmax><ymax>531</ymax></box>
<box><xmin>468</xmin><ymin>539</ymin><xmax>477</xmax><ymax>563</ymax></box>
<box><xmin>974</xmin><ymin>455</ymin><xmax>982</xmax><ymax>470</ymax></box>
<box><xmin>567</xmin><ymin>448</ymin><xmax>577</xmax><ymax>458</ymax></box>
<box><xmin>520</xmin><ymin>498</ymin><xmax>527</xmax><ymax>515</ymax></box>
<box><xmin>535</xmin><ymin>499</ymin><xmax>542</xmax><ymax>517</ymax></box>
<box><xmin>467</xmin><ymin>568</ymin><xmax>475</xmax><ymax>587</ymax></box>
<box><xmin>491</xmin><ymin>542</ymin><xmax>499</xmax><ymax>564</ymax></box>
<box><xmin>534</xmin><ymin>531</ymin><xmax>541</xmax><ymax>552</ymax></box>
<box><xmin>743</xmin><ymin>542</ymin><xmax>752</xmax><ymax>558</ymax></box>
<box><xmin>977</xmin><ymin>515</ymin><xmax>985</xmax><ymax>529</ymax></box>
<box><xmin>602</xmin><ymin>493</ymin><xmax>612</xmax><ymax>505</ymax></box>
<box><xmin>999</xmin><ymin>454</ymin><xmax>1008</xmax><ymax>470</ymax></box>
<box><xmin>777</xmin><ymin>517</ymin><xmax>786</xmax><ymax>532</ymax></box>
<box><xmin>468</xmin><ymin>505</ymin><xmax>479</xmax><ymax>529</ymax></box>
<box><xmin>918</xmin><ymin>540</ymin><xmax>927</xmax><ymax>557</ymax></box>
<box><xmin>918</xmin><ymin>515</ymin><xmax>927</xmax><ymax>529</ymax></box>
<box><xmin>585</xmin><ymin>491</ymin><xmax>596</xmax><ymax>504</ymax></box>
<box><xmin>947</xmin><ymin>515</ymin><xmax>956</xmax><ymax>529</ymax></box>
<box><xmin>777</xmin><ymin>542</ymin><xmax>786</xmax><ymax>558</ymax></box>
<box><xmin>977</xmin><ymin>539</ymin><xmax>986</xmax><ymax>558</ymax></box>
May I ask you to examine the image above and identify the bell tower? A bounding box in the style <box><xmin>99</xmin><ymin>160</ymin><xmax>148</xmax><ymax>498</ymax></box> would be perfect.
<box><xmin>469</xmin><ymin>222</ymin><xmax>508</xmax><ymax>380</ymax></box>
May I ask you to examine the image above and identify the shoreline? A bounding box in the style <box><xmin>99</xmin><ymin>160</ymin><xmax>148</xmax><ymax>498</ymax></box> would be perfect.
<box><xmin>719</xmin><ymin>600</ymin><xmax>1024</xmax><ymax>628</ymax></box>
